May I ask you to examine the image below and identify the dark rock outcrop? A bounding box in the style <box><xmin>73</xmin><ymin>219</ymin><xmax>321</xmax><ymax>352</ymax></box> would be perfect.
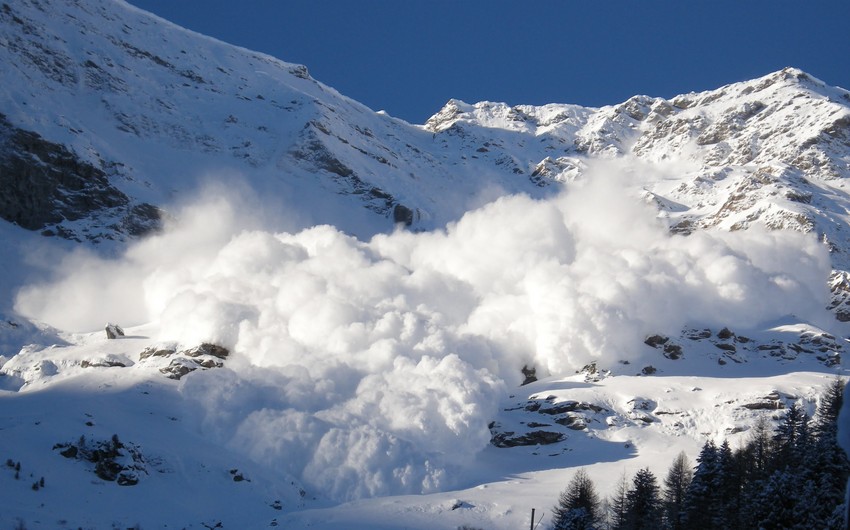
<box><xmin>0</xmin><ymin>113</ymin><xmax>161</xmax><ymax>241</ymax></box>
<box><xmin>182</xmin><ymin>343</ymin><xmax>230</xmax><ymax>360</ymax></box>
<box><xmin>145</xmin><ymin>343</ymin><xmax>229</xmax><ymax>380</ymax></box>
<box><xmin>490</xmin><ymin>430</ymin><xmax>565</xmax><ymax>448</ymax></box>
<box><xmin>53</xmin><ymin>434</ymin><xmax>145</xmax><ymax>486</ymax></box>
<box><xmin>520</xmin><ymin>365</ymin><xmax>537</xmax><ymax>386</ymax></box>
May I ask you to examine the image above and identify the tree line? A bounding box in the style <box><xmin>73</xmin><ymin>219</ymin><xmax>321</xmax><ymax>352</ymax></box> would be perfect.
<box><xmin>550</xmin><ymin>378</ymin><xmax>849</xmax><ymax>530</ymax></box>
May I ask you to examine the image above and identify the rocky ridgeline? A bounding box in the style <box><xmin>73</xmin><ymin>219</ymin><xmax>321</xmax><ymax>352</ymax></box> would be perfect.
<box><xmin>490</xmin><ymin>324</ymin><xmax>840</xmax><ymax>450</ymax></box>
<box><xmin>3</xmin><ymin>0</ymin><xmax>850</xmax><ymax>275</ymax></box>
<box><xmin>0</xmin><ymin>332</ymin><xmax>230</xmax><ymax>389</ymax></box>
<box><xmin>489</xmin><ymin>396</ymin><xmax>610</xmax><ymax>449</ymax></box>
<box><xmin>101</xmin><ymin>324</ymin><xmax>231</xmax><ymax>380</ymax></box>
<box><xmin>490</xmin><ymin>382</ymin><xmax>803</xmax><ymax>451</ymax></box>
<box><xmin>642</xmin><ymin>325</ymin><xmax>842</xmax><ymax>368</ymax></box>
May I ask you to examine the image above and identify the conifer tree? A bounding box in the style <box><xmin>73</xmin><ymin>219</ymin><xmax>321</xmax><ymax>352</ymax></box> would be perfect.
<box><xmin>683</xmin><ymin>440</ymin><xmax>720</xmax><ymax>529</ymax></box>
<box><xmin>814</xmin><ymin>377</ymin><xmax>845</xmax><ymax>438</ymax></box>
<box><xmin>746</xmin><ymin>385</ymin><xmax>848</xmax><ymax>529</ymax></box>
<box><xmin>771</xmin><ymin>403</ymin><xmax>810</xmax><ymax>471</ymax></box>
<box><xmin>716</xmin><ymin>439</ymin><xmax>741</xmax><ymax>528</ymax></box>
<box><xmin>608</xmin><ymin>471</ymin><xmax>629</xmax><ymax>530</ymax></box>
<box><xmin>552</xmin><ymin>468</ymin><xmax>601</xmax><ymax>530</ymax></box>
<box><xmin>662</xmin><ymin>452</ymin><xmax>692</xmax><ymax>530</ymax></box>
<box><xmin>737</xmin><ymin>416</ymin><xmax>773</xmax><ymax>529</ymax></box>
<box><xmin>622</xmin><ymin>468</ymin><xmax>661</xmax><ymax>530</ymax></box>
<box><xmin>750</xmin><ymin>469</ymin><xmax>800</xmax><ymax>529</ymax></box>
<box><xmin>808</xmin><ymin>378</ymin><xmax>850</xmax><ymax>529</ymax></box>
<box><xmin>741</xmin><ymin>415</ymin><xmax>772</xmax><ymax>479</ymax></box>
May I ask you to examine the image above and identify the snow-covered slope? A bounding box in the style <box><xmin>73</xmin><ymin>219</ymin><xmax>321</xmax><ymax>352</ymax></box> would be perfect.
<box><xmin>424</xmin><ymin>70</ymin><xmax>850</xmax><ymax>266</ymax></box>
<box><xmin>3</xmin><ymin>1</ymin><xmax>849</xmax><ymax>255</ymax></box>
<box><xmin>0</xmin><ymin>0</ymin><xmax>565</xmax><ymax>245</ymax></box>
<box><xmin>2</xmin><ymin>0</ymin><xmax>850</xmax><ymax>528</ymax></box>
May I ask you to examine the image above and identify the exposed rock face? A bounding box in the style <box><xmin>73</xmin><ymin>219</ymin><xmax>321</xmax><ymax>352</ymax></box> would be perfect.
<box><xmin>828</xmin><ymin>270</ymin><xmax>850</xmax><ymax>321</ymax></box>
<box><xmin>159</xmin><ymin>358</ymin><xmax>198</xmax><ymax>380</ymax></box>
<box><xmin>0</xmin><ymin>113</ymin><xmax>161</xmax><ymax>242</ymax></box>
<box><xmin>53</xmin><ymin>434</ymin><xmax>146</xmax><ymax>486</ymax></box>
<box><xmin>139</xmin><ymin>346</ymin><xmax>177</xmax><ymax>360</ymax></box>
<box><xmin>520</xmin><ymin>365</ymin><xmax>537</xmax><ymax>386</ymax></box>
<box><xmin>182</xmin><ymin>343</ymin><xmax>230</xmax><ymax>360</ymax></box>
<box><xmin>644</xmin><ymin>334</ymin><xmax>684</xmax><ymax>360</ymax></box>
<box><xmin>392</xmin><ymin>204</ymin><xmax>415</xmax><ymax>226</ymax></box>
<box><xmin>3</xmin><ymin>0</ymin><xmax>850</xmax><ymax>263</ymax></box>
<box><xmin>626</xmin><ymin>398</ymin><xmax>656</xmax><ymax>424</ymax></box>
<box><xmin>489</xmin><ymin>428</ymin><xmax>565</xmax><ymax>448</ymax></box>
<box><xmin>489</xmin><ymin>394</ymin><xmax>614</xmax><ymax>449</ymax></box>
<box><xmin>644</xmin><ymin>326</ymin><xmax>842</xmax><ymax>368</ymax></box>
<box><xmin>139</xmin><ymin>343</ymin><xmax>229</xmax><ymax>380</ymax></box>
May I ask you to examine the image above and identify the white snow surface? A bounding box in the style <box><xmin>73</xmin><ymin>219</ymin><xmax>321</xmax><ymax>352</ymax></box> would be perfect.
<box><xmin>3</xmin><ymin>166</ymin><xmax>848</xmax><ymax>528</ymax></box>
<box><xmin>1</xmin><ymin>0</ymin><xmax>850</xmax><ymax>528</ymax></box>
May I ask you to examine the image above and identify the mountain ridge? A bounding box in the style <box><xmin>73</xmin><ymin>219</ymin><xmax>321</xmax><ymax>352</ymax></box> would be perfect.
<box><xmin>2</xmin><ymin>1</ymin><xmax>850</xmax><ymax>528</ymax></box>
<box><xmin>2</xmin><ymin>0</ymin><xmax>849</xmax><ymax>258</ymax></box>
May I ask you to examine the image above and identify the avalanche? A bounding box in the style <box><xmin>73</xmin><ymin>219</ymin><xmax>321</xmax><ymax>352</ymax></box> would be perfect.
<box><xmin>1</xmin><ymin>0</ymin><xmax>849</xmax><ymax>528</ymax></box>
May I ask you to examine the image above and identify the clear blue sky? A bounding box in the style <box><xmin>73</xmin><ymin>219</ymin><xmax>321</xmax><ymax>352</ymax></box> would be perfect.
<box><xmin>127</xmin><ymin>0</ymin><xmax>850</xmax><ymax>125</ymax></box>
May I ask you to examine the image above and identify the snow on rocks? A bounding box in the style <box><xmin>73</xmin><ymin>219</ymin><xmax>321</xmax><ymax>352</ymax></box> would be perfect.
<box><xmin>1</xmin><ymin>0</ymin><xmax>849</xmax><ymax>527</ymax></box>
<box><xmin>53</xmin><ymin>434</ymin><xmax>146</xmax><ymax>486</ymax></box>
<box><xmin>138</xmin><ymin>342</ymin><xmax>229</xmax><ymax>380</ymax></box>
<box><xmin>641</xmin><ymin>324</ymin><xmax>843</xmax><ymax>369</ymax></box>
<box><xmin>104</xmin><ymin>323</ymin><xmax>124</xmax><ymax>339</ymax></box>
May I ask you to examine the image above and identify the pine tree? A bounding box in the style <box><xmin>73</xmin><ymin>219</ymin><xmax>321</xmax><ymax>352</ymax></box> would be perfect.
<box><xmin>771</xmin><ymin>403</ymin><xmax>810</xmax><ymax>471</ymax></box>
<box><xmin>741</xmin><ymin>415</ymin><xmax>772</xmax><ymax>480</ymax></box>
<box><xmin>597</xmin><ymin>498</ymin><xmax>612</xmax><ymax>530</ymax></box>
<box><xmin>622</xmin><ymin>468</ymin><xmax>661</xmax><ymax>530</ymax></box>
<box><xmin>662</xmin><ymin>452</ymin><xmax>692</xmax><ymax>530</ymax></box>
<box><xmin>716</xmin><ymin>440</ymin><xmax>741</xmax><ymax>528</ymax></box>
<box><xmin>747</xmin><ymin>387</ymin><xmax>847</xmax><ymax>530</ymax></box>
<box><xmin>749</xmin><ymin>469</ymin><xmax>800</xmax><ymax>529</ymax></box>
<box><xmin>737</xmin><ymin>416</ymin><xmax>774</xmax><ymax>529</ymax></box>
<box><xmin>813</xmin><ymin>377</ymin><xmax>845</xmax><ymax>439</ymax></box>
<box><xmin>552</xmin><ymin>468</ymin><xmax>601</xmax><ymax>530</ymax></box>
<box><xmin>608</xmin><ymin>471</ymin><xmax>629</xmax><ymax>530</ymax></box>
<box><xmin>683</xmin><ymin>440</ymin><xmax>720</xmax><ymax>529</ymax></box>
<box><xmin>808</xmin><ymin>378</ymin><xmax>850</xmax><ymax>529</ymax></box>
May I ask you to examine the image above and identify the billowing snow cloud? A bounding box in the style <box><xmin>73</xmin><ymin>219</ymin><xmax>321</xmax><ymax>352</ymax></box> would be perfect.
<box><xmin>14</xmin><ymin>161</ymin><xmax>832</xmax><ymax>500</ymax></box>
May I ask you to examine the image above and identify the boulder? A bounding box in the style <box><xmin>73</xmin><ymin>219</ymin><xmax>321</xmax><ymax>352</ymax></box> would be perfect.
<box><xmin>159</xmin><ymin>358</ymin><xmax>197</xmax><ymax>380</ymax></box>
<box><xmin>521</xmin><ymin>364</ymin><xmax>537</xmax><ymax>386</ymax></box>
<box><xmin>182</xmin><ymin>343</ymin><xmax>229</xmax><ymax>359</ymax></box>
<box><xmin>644</xmin><ymin>334</ymin><xmax>669</xmax><ymax>348</ymax></box>
<box><xmin>105</xmin><ymin>323</ymin><xmax>124</xmax><ymax>339</ymax></box>
<box><xmin>717</xmin><ymin>327</ymin><xmax>735</xmax><ymax>340</ymax></box>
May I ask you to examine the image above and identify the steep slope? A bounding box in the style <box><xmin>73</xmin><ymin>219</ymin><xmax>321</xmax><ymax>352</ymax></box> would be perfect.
<box><xmin>0</xmin><ymin>0</ymin><xmax>557</xmax><ymax>245</ymax></box>
<box><xmin>2</xmin><ymin>1</ymin><xmax>850</xmax><ymax>529</ymax></box>
<box><xmin>425</xmin><ymin>69</ymin><xmax>850</xmax><ymax>267</ymax></box>
<box><xmin>2</xmin><ymin>1</ymin><xmax>850</xmax><ymax>274</ymax></box>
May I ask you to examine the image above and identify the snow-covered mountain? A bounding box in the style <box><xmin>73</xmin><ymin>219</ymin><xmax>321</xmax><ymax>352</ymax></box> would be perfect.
<box><xmin>3</xmin><ymin>0</ymin><xmax>849</xmax><ymax>251</ymax></box>
<box><xmin>2</xmin><ymin>0</ymin><xmax>850</xmax><ymax>528</ymax></box>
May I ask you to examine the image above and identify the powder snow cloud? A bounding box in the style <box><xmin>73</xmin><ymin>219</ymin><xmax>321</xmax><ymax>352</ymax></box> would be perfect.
<box><xmin>14</xmin><ymin>161</ymin><xmax>833</xmax><ymax>500</ymax></box>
